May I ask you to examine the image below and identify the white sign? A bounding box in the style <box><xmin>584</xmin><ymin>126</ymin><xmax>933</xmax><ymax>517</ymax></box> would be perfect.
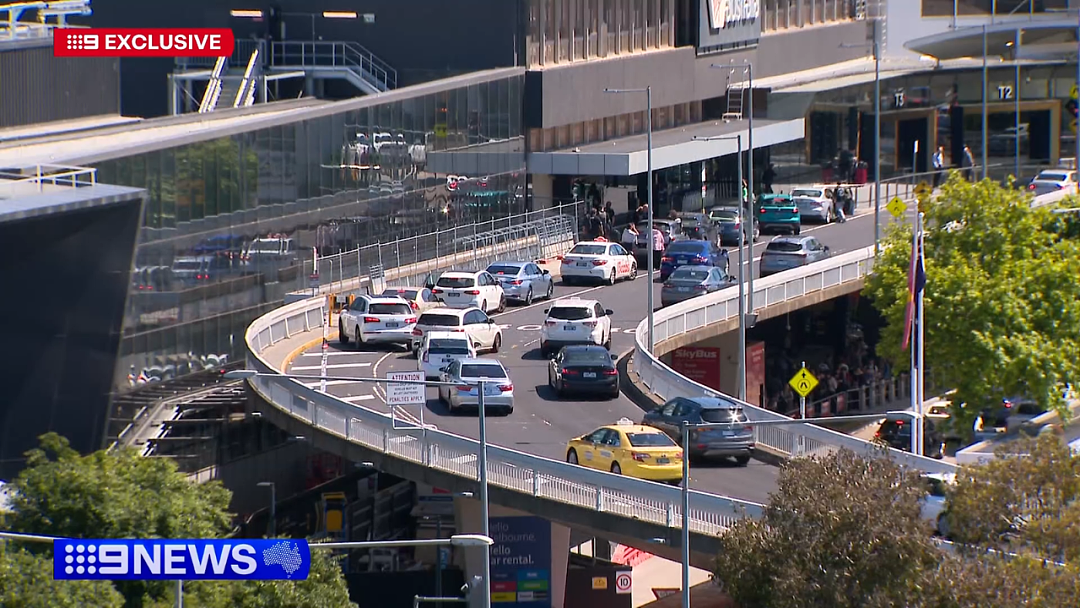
<box><xmin>708</xmin><ymin>0</ymin><xmax>759</xmax><ymax>30</ymax></box>
<box><xmin>386</xmin><ymin>371</ymin><xmax>425</xmax><ymax>405</ymax></box>
<box><xmin>615</xmin><ymin>571</ymin><xmax>633</xmax><ymax>594</ymax></box>
<box><xmin>997</xmin><ymin>84</ymin><xmax>1014</xmax><ymax>100</ymax></box>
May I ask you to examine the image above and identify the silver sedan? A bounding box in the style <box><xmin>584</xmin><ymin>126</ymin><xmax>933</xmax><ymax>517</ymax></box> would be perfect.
<box><xmin>485</xmin><ymin>261</ymin><xmax>555</xmax><ymax>305</ymax></box>
<box><xmin>660</xmin><ymin>265</ymin><xmax>736</xmax><ymax>307</ymax></box>
<box><xmin>437</xmin><ymin>358</ymin><xmax>515</xmax><ymax>415</ymax></box>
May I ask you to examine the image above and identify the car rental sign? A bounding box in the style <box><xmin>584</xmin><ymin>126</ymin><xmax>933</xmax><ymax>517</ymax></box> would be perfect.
<box><xmin>700</xmin><ymin>0</ymin><xmax>761</xmax><ymax>48</ymax></box>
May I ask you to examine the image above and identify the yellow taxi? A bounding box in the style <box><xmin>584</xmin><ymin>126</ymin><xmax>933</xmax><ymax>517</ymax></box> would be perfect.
<box><xmin>565</xmin><ymin>418</ymin><xmax>683</xmax><ymax>483</ymax></box>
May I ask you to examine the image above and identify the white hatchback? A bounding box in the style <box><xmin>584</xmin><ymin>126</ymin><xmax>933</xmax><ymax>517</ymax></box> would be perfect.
<box><xmin>410</xmin><ymin>307</ymin><xmax>503</xmax><ymax>355</ymax></box>
<box><xmin>417</xmin><ymin>331</ymin><xmax>476</xmax><ymax>380</ymax></box>
<box><xmin>338</xmin><ymin>295</ymin><xmax>417</xmax><ymax>347</ymax></box>
<box><xmin>540</xmin><ymin>298</ymin><xmax>613</xmax><ymax>358</ymax></box>
<box><xmin>432</xmin><ymin>271</ymin><xmax>506</xmax><ymax>313</ymax></box>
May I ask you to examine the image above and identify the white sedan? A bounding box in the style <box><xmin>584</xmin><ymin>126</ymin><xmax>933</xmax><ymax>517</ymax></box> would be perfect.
<box><xmin>1027</xmin><ymin>169</ymin><xmax>1078</xmax><ymax>196</ymax></box>
<box><xmin>560</xmin><ymin>241</ymin><xmax>638</xmax><ymax>285</ymax></box>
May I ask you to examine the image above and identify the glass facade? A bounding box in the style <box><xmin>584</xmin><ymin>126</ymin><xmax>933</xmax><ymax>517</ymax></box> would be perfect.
<box><xmin>762</xmin><ymin>0</ymin><xmax>861</xmax><ymax>32</ymax></box>
<box><xmin>526</xmin><ymin>0</ymin><xmax>676</xmax><ymax>67</ymax></box>
<box><xmin>94</xmin><ymin>74</ymin><xmax>526</xmax><ymax>392</ymax></box>
<box><xmin>922</xmin><ymin>0</ymin><xmax>1070</xmax><ymax>17</ymax></box>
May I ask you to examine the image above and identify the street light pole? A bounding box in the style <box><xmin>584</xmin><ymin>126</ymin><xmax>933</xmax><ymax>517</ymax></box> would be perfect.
<box><xmin>744</xmin><ymin>64</ymin><xmax>755</xmax><ymax>315</ymax></box>
<box><xmin>982</xmin><ymin>25</ymin><xmax>990</xmax><ymax>181</ymax></box>
<box><xmin>604</xmin><ymin>87</ymin><xmax>655</xmax><ymax>351</ymax></box>
<box><xmin>1075</xmin><ymin>11</ymin><xmax>1079</xmax><ymax>179</ymax></box>
<box><xmin>873</xmin><ymin>30</ymin><xmax>882</xmax><ymax>255</ymax></box>
<box><xmin>477</xmin><ymin>381</ymin><xmax>492</xmax><ymax>608</ymax></box>
<box><xmin>680</xmin><ymin>421</ymin><xmax>690</xmax><ymax>608</ymax></box>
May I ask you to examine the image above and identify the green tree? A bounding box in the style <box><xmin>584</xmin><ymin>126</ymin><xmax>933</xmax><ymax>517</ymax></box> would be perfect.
<box><xmin>864</xmin><ymin>176</ymin><xmax>1080</xmax><ymax>433</ymax></box>
<box><xmin>0</xmin><ymin>541</ymin><xmax>124</xmax><ymax>608</ymax></box>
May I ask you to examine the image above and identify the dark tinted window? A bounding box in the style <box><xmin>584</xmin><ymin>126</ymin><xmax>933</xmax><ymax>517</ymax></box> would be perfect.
<box><xmin>460</xmin><ymin>364</ymin><xmax>508</xmax><ymax>378</ymax></box>
<box><xmin>437</xmin><ymin>276</ymin><xmax>475</xmax><ymax>288</ymax></box>
<box><xmin>382</xmin><ymin>289</ymin><xmax>419</xmax><ymax>300</ymax></box>
<box><xmin>369</xmin><ymin>303</ymin><xmax>412</xmax><ymax>315</ymax></box>
<box><xmin>569</xmin><ymin>244</ymin><xmax>608</xmax><ymax>255</ymax></box>
<box><xmin>1016</xmin><ymin>403</ymin><xmax>1045</xmax><ymax>416</ymax></box>
<box><xmin>626</xmin><ymin>433</ymin><xmax>678</xmax><ymax>447</ymax></box>
<box><xmin>173</xmin><ymin>260</ymin><xmax>206</xmax><ymax>270</ymax></box>
<box><xmin>766</xmin><ymin>241</ymin><xmax>804</xmax><ymax>253</ymax></box>
<box><xmin>487</xmin><ymin>265</ymin><xmax>522</xmax><ymax>275</ymax></box>
<box><xmin>700</xmin><ymin>408</ymin><xmax>748</xmax><ymax>423</ymax></box>
<box><xmin>418</xmin><ymin>314</ymin><xmax>461</xmax><ymax>327</ymax></box>
<box><xmin>670</xmin><ymin>268</ymin><xmax>710</xmax><ymax>281</ymax></box>
<box><xmin>666</xmin><ymin>241</ymin><xmax>708</xmax><ymax>253</ymax></box>
<box><xmin>563</xmin><ymin>350</ymin><xmax>613</xmax><ymax>365</ymax></box>
<box><xmin>428</xmin><ymin>339</ymin><xmax>470</xmax><ymax>354</ymax></box>
<box><xmin>710</xmin><ymin>210</ymin><xmax>739</xmax><ymax>221</ymax></box>
<box><xmin>547</xmin><ymin>307</ymin><xmax>592</xmax><ymax>320</ymax></box>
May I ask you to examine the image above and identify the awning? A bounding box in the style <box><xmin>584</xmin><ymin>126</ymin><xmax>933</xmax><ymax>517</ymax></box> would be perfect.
<box><xmin>905</xmin><ymin>18</ymin><xmax>1080</xmax><ymax>61</ymax></box>
<box><xmin>526</xmin><ymin>118</ymin><xmax>804</xmax><ymax>177</ymax></box>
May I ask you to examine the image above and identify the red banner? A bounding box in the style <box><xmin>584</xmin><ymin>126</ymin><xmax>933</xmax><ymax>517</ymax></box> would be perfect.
<box><xmin>54</xmin><ymin>28</ymin><xmax>235</xmax><ymax>57</ymax></box>
<box><xmin>745</xmin><ymin>341</ymin><xmax>766</xmax><ymax>407</ymax></box>
<box><xmin>670</xmin><ymin>347</ymin><xmax>721</xmax><ymax>391</ymax></box>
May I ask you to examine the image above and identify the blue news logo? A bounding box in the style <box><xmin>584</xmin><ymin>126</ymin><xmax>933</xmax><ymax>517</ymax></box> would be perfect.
<box><xmin>53</xmin><ymin>539</ymin><xmax>311</xmax><ymax>581</ymax></box>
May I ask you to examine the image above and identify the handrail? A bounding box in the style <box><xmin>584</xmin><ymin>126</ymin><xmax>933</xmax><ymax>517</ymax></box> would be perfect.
<box><xmin>0</xmin><ymin>163</ymin><xmax>96</xmax><ymax>193</ymax></box>
<box><xmin>270</xmin><ymin>40</ymin><xmax>397</xmax><ymax>92</ymax></box>
<box><xmin>234</xmin><ymin>48</ymin><xmax>260</xmax><ymax>108</ymax></box>
<box><xmin>633</xmin><ymin>245</ymin><xmax>959</xmax><ymax>475</ymax></box>
<box><xmin>198</xmin><ymin>56</ymin><xmax>227</xmax><ymax>113</ymax></box>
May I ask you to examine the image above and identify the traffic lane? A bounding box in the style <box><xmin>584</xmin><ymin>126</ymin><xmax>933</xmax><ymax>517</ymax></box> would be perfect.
<box><xmin>734</xmin><ymin>207</ymin><xmax>879</xmax><ymax>279</ymax></box>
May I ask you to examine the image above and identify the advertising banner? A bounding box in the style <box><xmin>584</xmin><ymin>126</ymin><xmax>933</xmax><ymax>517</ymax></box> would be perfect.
<box><xmin>745</xmin><ymin>341</ymin><xmax>766</xmax><ymax>407</ymax></box>
<box><xmin>699</xmin><ymin>0</ymin><xmax>761</xmax><ymax>50</ymax></box>
<box><xmin>670</xmin><ymin>347</ymin><xmax>722</xmax><ymax>391</ymax></box>
<box><xmin>490</xmin><ymin>516</ymin><xmax>553</xmax><ymax>607</ymax></box>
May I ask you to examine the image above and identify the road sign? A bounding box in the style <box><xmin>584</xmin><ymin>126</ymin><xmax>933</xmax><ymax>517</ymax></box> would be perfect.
<box><xmin>886</xmin><ymin>197</ymin><xmax>907</xmax><ymax>219</ymax></box>
<box><xmin>914</xmin><ymin>181</ymin><xmax>931</xmax><ymax>197</ymax></box>
<box><xmin>1071</xmin><ymin>83</ymin><xmax>1078</xmax><ymax>100</ymax></box>
<box><xmin>386</xmin><ymin>371</ymin><xmax>425</xmax><ymax>405</ymax></box>
<box><xmin>615</xmin><ymin>571</ymin><xmax>632</xmax><ymax>594</ymax></box>
<box><xmin>789</xmin><ymin>367</ymin><xmax>819</xmax><ymax>398</ymax></box>
<box><xmin>1072</xmin><ymin>118</ymin><xmax>1078</xmax><ymax>135</ymax></box>
<box><xmin>592</xmin><ymin>577</ymin><xmax>608</xmax><ymax>590</ymax></box>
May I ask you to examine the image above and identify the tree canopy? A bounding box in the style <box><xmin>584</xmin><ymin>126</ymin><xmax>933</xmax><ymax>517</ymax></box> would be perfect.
<box><xmin>713</xmin><ymin>444</ymin><xmax>1080</xmax><ymax>607</ymax></box>
<box><xmin>1</xmin><ymin>433</ymin><xmax>355</xmax><ymax>608</ymax></box>
<box><xmin>864</xmin><ymin>176</ymin><xmax>1080</xmax><ymax>433</ymax></box>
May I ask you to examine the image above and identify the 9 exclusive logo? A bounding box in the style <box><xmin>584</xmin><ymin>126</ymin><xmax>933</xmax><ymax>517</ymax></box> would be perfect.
<box><xmin>53</xmin><ymin>28</ymin><xmax>235</xmax><ymax>57</ymax></box>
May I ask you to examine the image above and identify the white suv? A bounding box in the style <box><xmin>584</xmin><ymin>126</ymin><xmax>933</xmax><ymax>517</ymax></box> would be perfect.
<box><xmin>411</xmin><ymin>307</ymin><xmax>503</xmax><ymax>355</ymax></box>
<box><xmin>338</xmin><ymin>295</ymin><xmax>417</xmax><ymax>348</ymax></box>
<box><xmin>433</xmin><ymin>271</ymin><xmax>505</xmax><ymax>313</ymax></box>
<box><xmin>417</xmin><ymin>331</ymin><xmax>476</xmax><ymax>379</ymax></box>
<box><xmin>540</xmin><ymin>298</ymin><xmax>613</xmax><ymax>358</ymax></box>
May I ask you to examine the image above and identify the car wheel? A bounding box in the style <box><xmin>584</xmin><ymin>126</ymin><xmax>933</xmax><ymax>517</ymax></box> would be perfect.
<box><xmin>546</xmin><ymin>281</ymin><xmax>554</xmax><ymax>299</ymax></box>
<box><xmin>735</xmin><ymin>455</ymin><xmax>751</xmax><ymax>466</ymax></box>
<box><xmin>503</xmin><ymin>407</ymin><xmax>514</xmax><ymax>416</ymax></box>
<box><xmin>608</xmin><ymin>385</ymin><xmax>620</xmax><ymax>399</ymax></box>
<box><xmin>628</xmin><ymin>263</ymin><xmax>638</xmax><ymax>280</ymax></box>
<box><xmin>524</xmin><ymin>288</ymin><xmax>534</xmax><ymax>306</ymax></box>
<box><xmin>607</xmin><ymin>269</ymin><xmax>616</xmax><ymax>286</ymax></box>
<box><xmin>481</xmin><ymin>300</ymin><xmax>488</xmax><ymax>313</ymax></box>
<box><xmin>603</xmin><ymin>331</ymin><xmax>612</xmax><ymax>351</ymax></box>
<box><xmin>355</xmin><ymin>326</ymin><xmax>363</xmax><ymax>348</ymax></box>
<box><xmin>563</xmin><ymin>276</ymin><xmax>575</xmax><ymax>286</ymax></box>
<box><xmin>793</xmin><ymin>226</ymin><xmax>801</xmax><ymax>235</ymax></box>
<box><xmin>567</xmin><ymin>449</ymin><xmax>579</xmax><ymax>464</ymax></box>
<box><xmin>556</xmin><ymin>381</ymin><xmax>567</xmax><ymax>398</ymax></box>
<box><xmin>491</xmin><ymin>332</ymin><xmax>502</xmax><ymax>353</ymax></box>
<box><xmin>338</xmin><ymin>320</ymin><xmax>350</xmax><ymax>344</ymax></box>
<box><xmin>610</xmin><ymin>462</ymin><xmax>622</xmax><ymax>475</ymax></box>
<box><xmin>497</xmin><ymin>296</ymin><xmax>506</xmax><ymax>313</ymax></box>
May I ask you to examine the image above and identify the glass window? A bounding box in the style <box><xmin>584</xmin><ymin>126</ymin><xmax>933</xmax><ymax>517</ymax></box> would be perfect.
<box><xmin>625</xmin><ymin>432</ymin><xmax>677</xmax><ymax>447</ymax></box>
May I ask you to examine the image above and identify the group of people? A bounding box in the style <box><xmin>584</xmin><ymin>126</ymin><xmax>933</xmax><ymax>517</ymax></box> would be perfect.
<box><xmin>931</xmin><ymin>145</ymin><xmax>978</xmax><ymax>186</ymax></box>
<box><xmin>582</xmin><ymin>200</ymin><xmax>617</xmax><ymax>241</ymax></box>
<box><xmin>619</xmin><ymin>212</ymin><xmax>667</xmax><ymax>267</ymax></box>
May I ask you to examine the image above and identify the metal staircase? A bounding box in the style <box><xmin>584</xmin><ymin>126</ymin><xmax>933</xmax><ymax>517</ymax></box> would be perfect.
<box><xmin>197</xmin><ymin>56</ymin><xmax>227</xmax><ymax>113</ymax></box>
<box><xmin>722</xmin><ymin>66</ymin><xmax>745</xmax><ymax>121</ymax></box>
<box><xmin>268</xmin><ymin>40</ymin><xmax>397</xmax><ymax>95</ymax></box>
<box><xmin>196</xmin><ymin>48</ymin><xmax>261</xmax><ymax>113</ymax></box>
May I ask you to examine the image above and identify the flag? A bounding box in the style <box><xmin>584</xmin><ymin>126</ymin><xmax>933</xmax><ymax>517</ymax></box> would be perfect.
<box><xmin>901</xmin><ymin>236</ymin><xmax>926</xmax><ymax>351</ymax></box>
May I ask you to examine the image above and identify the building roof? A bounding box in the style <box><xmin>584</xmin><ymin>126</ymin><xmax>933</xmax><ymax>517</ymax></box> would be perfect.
<box><xmin>905</xmin><ymin>18</ymin><xmax>1080</xmax><ymax>61</ymax></box>
<box><xmin>0</xmin><ymin>182</ymin><xmax>145</xmax><ymax>223</ymax></box>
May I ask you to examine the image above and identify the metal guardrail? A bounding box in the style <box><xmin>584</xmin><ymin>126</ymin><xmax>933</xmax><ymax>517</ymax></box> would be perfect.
<box><xmin>633</xmin><ymin>245</ymin><xmax>959</xmax><ymax>475</ymax></box>
<box><xmin>270</xmin><ymin>40</ymin><xmax>397</xmax><ymax>93</ymax></box>
<box><xmin>243</xmin><ymin>298</ymin><xmax>766</xmax><ymax>537</ymax></box>
<box><xmin>0</xmin><ymin>163</ymin><xmax>97</xmax><ymax>195</ymax></box>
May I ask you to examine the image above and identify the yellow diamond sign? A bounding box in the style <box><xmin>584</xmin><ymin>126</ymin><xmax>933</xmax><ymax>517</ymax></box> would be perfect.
<box><xmin>886</xmin><ymin>197</ymin><xmax>907</xmax><ymax>219</ymax></box>
<box><xmin>789</xmin><ymin>367</ymin><xmax>819</xmax><ymax>399</ymax></box>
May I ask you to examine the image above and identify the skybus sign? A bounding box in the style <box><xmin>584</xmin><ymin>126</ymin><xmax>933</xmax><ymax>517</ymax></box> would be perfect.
<box><xmin>53</xmin><ymin>539</ymin><xmax>310</xmax><ymax>581</ymax></box>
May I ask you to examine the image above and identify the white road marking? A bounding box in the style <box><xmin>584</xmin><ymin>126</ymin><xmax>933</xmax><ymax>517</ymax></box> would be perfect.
<box><xmin>341</xmin><ymin>394</ymin><xmax>376</xmax><ymax>402</ymax></box>
<box><xmin>291</xmin><ymin>362</ymin><xmax>372</xmax><ymax>371</ymax></box>
<box><xmin>300</xmin><ymin>380</ymin><xmax>361</xmax><ymax>387</ymax></box>
<box><xmin>300</xmin><ymin>351</ymin><xmax>364</xmax><ymax>357</ymax></box>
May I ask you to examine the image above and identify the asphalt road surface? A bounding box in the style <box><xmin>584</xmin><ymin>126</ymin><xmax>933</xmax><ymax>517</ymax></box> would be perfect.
<box><xmin>285</xmin><ymin>209</ymin><xmax>882</xmax><ymax>504</ymax></box>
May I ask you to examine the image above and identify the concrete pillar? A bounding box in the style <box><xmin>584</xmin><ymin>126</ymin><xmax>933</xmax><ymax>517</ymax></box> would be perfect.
<box><xmin>531</xmin><ymin>173</ymin><xmax>554</xmax><ymax>208</ymax></box>
<box><xmin>304</xmin><ymin>74</ymin><xmax>315</xmax><ymax>98</ymax></box>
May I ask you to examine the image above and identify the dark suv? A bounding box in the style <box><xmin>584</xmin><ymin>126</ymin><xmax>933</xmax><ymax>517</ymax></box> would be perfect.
<box><xmin>641</xmin><ymin>396</ymin><xmax>755</xmax><ymax>465</ymax></box>
<box><xmin>874</xmin><ymin>411</ymin><xmax>945</xmax><ymax>459</ymax></box>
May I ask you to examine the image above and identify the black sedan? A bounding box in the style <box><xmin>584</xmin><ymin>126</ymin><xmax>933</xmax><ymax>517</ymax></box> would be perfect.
<box><xmin>547</xmin><ymin>345</ymin><xmax>620</xmax><ymax>399</ymax></box>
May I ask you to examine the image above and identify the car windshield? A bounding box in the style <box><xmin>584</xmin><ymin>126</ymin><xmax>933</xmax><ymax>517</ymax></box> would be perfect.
<box><xmin>418</xmin><ymin>314</ymin><xmax>460</xmax><ymax>327</ymax></box>
<box><xmin>487</xmin><ymin>265</ymin><xmax>522</xmax><ymax>276</ymax></box>
<box><xmin>437</xmin><ymin>276</ymin><xmax>475</xmax><ymax>288</ymax></box>
<box><xmin>548</xmin><ymin>306</ymin><xmax>592</xmax><ymax>321</ymax></box>
<box><xmin>369</xmin><ymin>303</ymin><xmax>412</xmax><ymax>315</ymax></box>
<box><xmin>701</xmin><ymin>408</ymin><xmax>747</xmax><ymax>423</ymax></box>
<box><xmin>766</xmin><ymin>241</ymin><xmax>803</xmax><ymax>253</ymax></box>
<box><xmin>791</xmin><ymin>189</ymin><xmax>823</xmax><ymax>197</ymax></box>
<box><xmin>1036</xmin><ymin>172</ymin><xmax>1068</xmax><ymax>181</ymax></box>
<box><xmin>569</xmin><ymin>244</ymin><xmax>607</xmax><ymax>255</ymax></box>
<box><xmin>762</xmin><ymin>197</ymin><xmax>793</xmax><ymax>206</ymax></box>
<box><xmin>428</xmin><ymin>339</ymin><xmax>470</xmax><ymax>354</ymax></box>
<box><xmin>459</xmin><ymin>364</ymin><xmax>507</xmax><ymax>379</ymax></box>
<box><xmin>670</xmin><ymin>269</ymin><xmax>710</xmax><ymax>281</ymax></box>
<box><xmin>710</xmin><ymin>210</ymin><xmax>739</xmax><ymax>221</ymax></box>
<box><xmin>665</xmin><ymin>242</ymin><xmax>706</xmax><ymax>254</ymax></box>
<box><xmin>173</xmin><ymin>260</ymin><xmax>204</xmax><ymax>270</ymax></box>
<box><xmin>626</xmin><ymin>432</ymin><xmax>677</xmax><ymax>447</ymax></box>
<box><xmin>382</xmin><ymin>289</ymin><xmax>419</xmax><ymax>299</ymax></box>
<box><xmin>638</xmin><ymin>222</ymin><xmax>671</xmax><ymax>231</ymax></box>
<box><xmin>564</xmin><ymin>351</ymin><xmax>613</xmax><ymax>365</ymax></box>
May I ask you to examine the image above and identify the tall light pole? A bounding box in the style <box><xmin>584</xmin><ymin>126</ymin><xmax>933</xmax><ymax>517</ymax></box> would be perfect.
<box><xmin>982</xmin><ymin>24</ymin><xmax>990</xmax><ymax>181</ymax></box>
<box><xmin>1075</xmin><ymin>10</ymin><xmax>1079</xmax><ymax>180</ymax></box>
<box><xmin>680</xmin><ymin>421</ymin><xmax>691</xmax><ymax>608</ymax></box>
<box><xmin>477</xmin><ymin>381</ymin><xmax>491</xmax><ymax>608</ymax></box>
<box><xmin>257</xmin><ymin>481</ymin><xmax>276</xmax><ymax>537</ymax></box>
<box><xmin>605</xmin><ymin>86</ymin><xmax>654</xmax><ymax>351</ymax></box>
<box><xmin>693</xmin><ymin>134</ymin><xmax>746</xmax><ymax>400</ymax></box>
<box><xmin>841</xmin><ymin>24</ymin><xmax>882</xmax><ymax>254</ymax></box>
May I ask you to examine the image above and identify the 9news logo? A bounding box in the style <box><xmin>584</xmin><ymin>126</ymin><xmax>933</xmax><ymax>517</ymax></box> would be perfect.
<box><xmin>53</xmin><ymin>539</ymin><xmax>310</xmax><ymax>581</ymax></box>
<box><xmin>53</xmin><ymin>28</ymin><xmax>234</xmax><ymax>58</ymax></box>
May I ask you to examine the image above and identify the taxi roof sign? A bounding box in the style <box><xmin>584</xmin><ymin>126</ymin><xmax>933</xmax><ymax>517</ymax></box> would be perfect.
<box><xmin>789</xmin><ymin>367</ymin><xmax>819</xmax><ymax>399</ymax></box>
<box><xmin>615</xmin><ymin>417</ymin><xmax>635</xmax><ymax>426</ymax></box>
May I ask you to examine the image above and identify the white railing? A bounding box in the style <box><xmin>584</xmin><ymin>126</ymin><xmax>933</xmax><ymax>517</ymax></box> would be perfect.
<box><xmin>0</xmin><ymin>163</ymin><xmax>97</xmax><ymax>195</ymax></box>
<box><xmin>244</xmin><ymin>297</ymin><xmax>765</xmax><ymax>537</ymax></box>
<box><xmin>634</xmin><ymin>245</ymin><xmax>958</xmax><ymax>475</ymax></box>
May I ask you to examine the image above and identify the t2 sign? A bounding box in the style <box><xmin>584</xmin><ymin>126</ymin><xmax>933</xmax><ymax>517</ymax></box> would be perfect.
<box><xmin>708</xmin><ymin>0</ymin><xmax>760</xmax><ymax>30</ymax></box>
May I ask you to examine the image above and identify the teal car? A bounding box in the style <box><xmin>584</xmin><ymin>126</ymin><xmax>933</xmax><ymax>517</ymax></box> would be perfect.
<box><xmin>756</xmin><ymin>194</ymin><xmax>801</xmax><ymax>235</ymax></box>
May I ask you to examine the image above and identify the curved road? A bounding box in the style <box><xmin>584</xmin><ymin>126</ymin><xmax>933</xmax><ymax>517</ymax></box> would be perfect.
<box><xmin>285</xmin><ymin>209</ymin><xmax>881</xmax><ymax>504</ymax></box>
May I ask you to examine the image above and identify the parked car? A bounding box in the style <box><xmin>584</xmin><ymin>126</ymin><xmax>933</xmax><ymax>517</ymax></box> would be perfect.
<box><xmin>758</xmin><ymin>236</ymin><xmax>831</xmax><ymax>277</ymax></box>
<box><xmin>338</xmin><ymin>295</ymin><xmax>417</xmax><ymax>348</ymax></box>
<box><xmin>678</xmin><ymin>213</ymin><xmax>719</xmax><ymax>243</ymax></box>
<box><xmin>432</xmin><ymin>270</ymin><xmax>506</xmax><ymax>313</ymax></box>
<box><xmin>635</xmin><ymin>218</ymin><xmax>682</xmax><ymax>251</ymax></box>
<box><xmin>790</xmin><ymin>186</ymin><xmax>836</xmax><ymax>223</ymax></box>
<box><xmin>708</xmin><ymin>206</ymin><xmax>758</xmax><ymax>245</ymax></box>
<box><xmin>410</xmin><ymin>307</ymin><xmax>502</xmax><ymax>354</ymax></box>
<box><xmin>641</xmin><ymin>397</ymin><xmax>755</xmax><ymax>465</ymax></box>
<box><xmin>416</xmin><ymin>331</ymin><xmax>476</xmax><ymax>380</ymax></box>
<box><xmin>873</xmin><ymin>411</ymin><xmax>946</xmax><ymax>459</ymax></box>
<box><xmin>547</xmin><ymin>344</ymin><xmax>620</xmax><ymax>399</ymax></box>
<box><xmin>1027</xmin><ymin>169</ymin><xmax>1078</xmax><ymax>196</ymax></box>
<box><xmin>660</xmin><ymin>265</ymin><xmax>735</xmax><ymax>307</ymax></box>
<box><xmin>659</xmin><ymin>239</ymin><xmax>729</xmax><ymax>281</ymax></box>
<box><xmin>485</xmin><ymin>260</ymin><xmax>555</xmax><ymax>305</ymax></box>
<box><xmin>380</xmin><ymin>287</ymin><xmax>441</xmax><ymax>313</ymax></box>
<box><xmin>437</xmin><ymin>358</ymin><xmax>514</xmax><ymax>415</ymax></box>
<box><xmin>756</xmin><ymin>193</ymin><xmax>801</xmax><ymax>234</ymax></box>
<box><xmin>1002</xmin><ymin>397</ymin><xmax>1047</xmax><ymax>434</ymax></box>
<box><xmin>565</xmin><ymin>419</ymin><xmax>684</xmax><ymax>483</ymax></box>
<box><xmin>920</xmin><ymin>473</ymin><xmax>955</xmax><ymax>537</ymax></box>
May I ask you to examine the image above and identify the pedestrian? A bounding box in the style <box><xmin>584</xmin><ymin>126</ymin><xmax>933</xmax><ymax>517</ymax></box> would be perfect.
<box><xmin>586</xmin><ymin>209</ymin><xmax>603</xmax><ymax>241</ymax></box>
<box><xmin>603</xmin><ymin>201</ymin><xmax>615</xmax><ymax>225</ymax></box>
<box><xmin>650</xmin><ymin>224</ymin><xmax>665</xmax><ymax>270</ymax></box>
<box><xmin>833</xmin><ymin>183</ymin><xmax>847</xmax><ymax>223</ymax></box>
<box><xmin>932</xmin><ymin>146</ymin><xmax>945</xmax><ymax>187</ymax></box>
<box><xmin>741</xmin><ymin>179</ymin><xmax>750</xmax><ymax>209</ymax></box>
<box><xmin>762</xmin><ymin>163</ymin><xmax>776</xmax><ymax>194</ymax></box>
<box><xmin>621</xmin><ymin>222</ymin><xmax>639</xmax><ymax>251</ymax></box>
<box><xmin>961</xmin><ymin>145</ymin><xmax>975</xmax><ymax>181</ymax></box>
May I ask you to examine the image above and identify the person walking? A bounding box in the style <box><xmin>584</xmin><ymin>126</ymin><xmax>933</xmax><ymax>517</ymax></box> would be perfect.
<box><xmin>650</xmin><ymin>224</ymin><xmax>665</xmax><ymax>271</ymax></box>
<box><xmin>932</xmin><ymin>146</ymin><xmax>945</xmax><ymax>187</ymax></box>
<box><xmin>762</xmin><ymin>163</ymin><xmax>776</xmax><ymax>194</ymax></box>
<box><xmin>832</xmin><ymin>183</ymin><xmax>847</xmax><ymax>223</ymax></box>
<box><xmin>603</xmin><ymin>201</ymin><xmax>616</xmax><ymax>225</ymax></box>
<box><xmin>961</xmin><ymin>145</ymin><xmax>976</xmax><ymax>182</ymax></box>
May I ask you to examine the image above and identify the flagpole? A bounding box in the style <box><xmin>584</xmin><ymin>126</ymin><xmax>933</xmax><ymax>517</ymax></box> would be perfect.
<box><xmin>909</xmin><ymin>219</ymin><xmax>919</xmax><ymax>456</ymax></box>
<box><xmin>916</xmin><ymin>212</ymin><xmax>926</xmax><ymax>457</ymax></box>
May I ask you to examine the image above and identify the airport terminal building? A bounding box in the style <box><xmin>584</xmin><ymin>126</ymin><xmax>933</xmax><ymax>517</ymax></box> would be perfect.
<box><xmin>1</xmin><ymin>0</ymin><xmax>1078</xmax><ymax>466</ymax></box>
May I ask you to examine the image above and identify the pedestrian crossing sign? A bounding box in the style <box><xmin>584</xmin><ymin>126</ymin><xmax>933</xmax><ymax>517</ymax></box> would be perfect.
<box><xmin>886</xmin><ymin>197</ymin><xmax>907</xmax><ymax>219</ymax></box>
<box><xmin>789</xmin><ymin>367</ymin><xmax>819</xmax><ymax>398</ymax></box>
